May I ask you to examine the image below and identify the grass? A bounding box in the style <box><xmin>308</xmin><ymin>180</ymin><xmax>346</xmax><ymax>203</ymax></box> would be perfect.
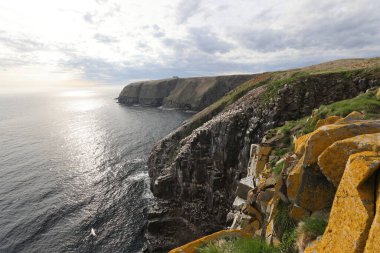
<box><xmin>265</xmin><ymin>88</ymin><xmax>380</xmax><ymax>157</ymax></box>
<box><xmin>279</xmin><ymin>229</ymin><xmax>297</xmax><ymax>253</ymax></box>
<box><xmin>274</xmin><ymin>201</ymin><xmax>296</xmax><ymax>234</ymax></box>
<box><xmin>273</xmin><ymin>161</ymin><xmax>285</xmax><ymax>176</ymax></box>
<box><xmin>197</xmin><ymin>237</ymin><xmax>280</xmax><ymax>253</ymax></box>
<box><xmin>316</xmin><ymin>92</ymin><xmax>380</xmax><ymax>119</ymax></box>
<box><xmin>301</xmin><ymin>217</ymin><xmax>328</xmax><ymax>237</ymax></box>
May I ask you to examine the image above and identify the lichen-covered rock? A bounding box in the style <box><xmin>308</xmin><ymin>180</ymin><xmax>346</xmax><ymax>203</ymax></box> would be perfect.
<box><xmin>288</xmin><ymin>120</ymin><xmax>380</xmax><ymax>211</ymax></box>
<box><xmin>294</xmin><ymin>133</ymin><xmax>312</xmax><ymax>157</ymax></box>
<box><xmin>315</xmin><ymin>115</ymin><xmax>341</xmax><ymax>129</ymax></box>
<box><xmin>318</xmin><ymin>132</ymin><xmax>380</xmax><ymax>186</ymax></box>
<box><xmin>364</xmin><ymin>170</ymin><xmax>380</xmax><ymax>253</ymax></box>
<box><xmin>303</xmin><ymin>120</ymin><xmax>380</xmax><ymax>165</ymax></box>
<box><xmin>249</xmin><ymin>145</ymin><xmax>272</xmax><ymax>178</ymax></box>
<box><xmin>287</xmin><ymin>163</ymin><xmax>335</xmax><ymax>211</ymax></box>
<box><xmin>305</xmin><ymin>151</ymin><xmax>380</xmax><ymax>253</ymax></box>
<box><xmin>168</xmin><ymin>230</ymin><xmax>250</xmax><ymax>253</ymax></box>
<box><xmin>289</xmin><ymin>204</ymin><xmax>310</xmax><ymax>222</ymax></box>
<box><xmin>335</xmin><ymin>111</ymin><xmax>364</xmax><ymax>123</ymax></box>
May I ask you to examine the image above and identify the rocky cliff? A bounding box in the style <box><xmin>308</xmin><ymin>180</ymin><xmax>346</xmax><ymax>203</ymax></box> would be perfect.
<box><xmin>118</xmin><ymin>75</ymin><xmax>254</xmax><ymax>110</ymax></box>
<box><xmin>143</xmin><ymin>58</ymin><xmax>380</xmax><ymax>252</ymax></box>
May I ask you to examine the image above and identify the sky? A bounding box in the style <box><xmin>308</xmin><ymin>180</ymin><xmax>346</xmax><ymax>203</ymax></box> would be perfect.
<box><xmin>0</xmin><ymin>0</ymin><xmax>379</xmax><ymax>87</ymax></box>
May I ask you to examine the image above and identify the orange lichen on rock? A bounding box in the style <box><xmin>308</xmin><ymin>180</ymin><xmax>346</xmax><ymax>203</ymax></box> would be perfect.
<box><xmin>364</xmin><ymin>170</ymin><xmax>380</xmax><ymax>253</ymax></box>
<box><xmin>318</xmin><ymin>132</ymin><xmax>380</xmax><ymax>186</ymax></box>
<box><xmin>289</xmin><ymin>204</ymin><xmax>310</xmax><ymax>222</ymax></box>
<box><xmin>302</xmin><ymin>120</ymin><xmax>380</xmax><ymax>165</ymax></box>
<box><xmin>305</xmin><ymin>151</ymin><xmax>380</xmax><ymax>253</ymax></box>
<box><xmin>168</xmin><ymin>230</ymin><xmax>251</xmax><ymax>253</ymax></box>
<box><xmin>294</xmin><ymin>133</ymin><xmax>312</xmax><ymax>157</ymax></box>
<box><xmin>286</xmin><ymin>162</ymin><xmax>335</xmax><ymax>211</ymax></box>
<box><xmin>335</xmin><ymin>111</ymin><xmax>365</xmax><ymax>124</ymax></box>
<box><xmin>315</xmin><ymin>115</ymin><xmax>341</xmax><ymax>129</ymax></box>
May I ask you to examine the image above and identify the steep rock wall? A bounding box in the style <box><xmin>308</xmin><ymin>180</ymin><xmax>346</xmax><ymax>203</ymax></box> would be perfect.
<box><xmin>118</xmin><ymin>75</ymin><xmax>254</xmax><ymax>110</ymax></box>
<box><xmin>144</xmin><ymin>71</ymin><xmax>379</xmax><ymax>252</ymax></box>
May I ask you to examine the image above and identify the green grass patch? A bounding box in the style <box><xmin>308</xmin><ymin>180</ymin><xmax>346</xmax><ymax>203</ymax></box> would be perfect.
<box><xmin>273</xmin><ymin>161</ymin><xmax>285</xmax><ymax>176</ymax></box>
<box><xmin>279</xmin><ymin>228</ymin><xmax>297</xmax><ymax>253</ymax></box>
<box><xmin>274</xmin><ymin>201</ymin><xmax>296</xmax><ymax>235</ymax></box>
<box><xmin>301</xmin><ymin>217</ymin><xmax>328</xmax><ymax>237</ymax></box>
<box><xmin>197</xmin><ymin>237</ymin><xmax>280</xmax><ymax>253</ymax></box>
<box><xmin>316</xmin><ymin>92</ymin><xmax>380</xmax><ymax>119</ymax></box>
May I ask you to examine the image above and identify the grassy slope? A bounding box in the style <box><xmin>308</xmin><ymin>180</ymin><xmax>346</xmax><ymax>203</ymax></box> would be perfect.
<box><xmin>179</xmin><ymin>57</ymin><xmax>380</xmax><ymax>137</ymax></box>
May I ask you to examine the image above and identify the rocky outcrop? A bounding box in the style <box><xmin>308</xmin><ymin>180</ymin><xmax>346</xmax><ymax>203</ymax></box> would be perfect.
<box><xmin>118</xmin><ymin>75</ymin><xmax>254</xmax><ymax>110</ymax></box>
<box><xmin>144</xmin><ymin>69</ymin><xmax>380</xmax><ymax>252</ymax></box>
<box><xmin>305</xmin><ymin>150</ymin><xmax>380</xmax><ymax>253</ymax></box>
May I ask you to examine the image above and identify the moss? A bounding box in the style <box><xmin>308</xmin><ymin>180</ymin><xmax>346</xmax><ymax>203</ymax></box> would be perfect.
<box><xmin>197</xmin><ymin>237</ymin><xmax>280</xmax><ymax>253</ymax></box>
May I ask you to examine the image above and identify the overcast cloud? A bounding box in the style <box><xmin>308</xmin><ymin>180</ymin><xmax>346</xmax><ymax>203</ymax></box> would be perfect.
<box><xmin>0</xmin><ymin>0</ymin><xmax>379</xmax><ymax>86</ymax></box>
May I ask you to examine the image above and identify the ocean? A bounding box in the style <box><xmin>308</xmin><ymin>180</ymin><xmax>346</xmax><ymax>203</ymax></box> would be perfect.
<box><xmin>0</xmin><ymin>86</ymin><xmax>190</xmax><ymax>253</ymax></box>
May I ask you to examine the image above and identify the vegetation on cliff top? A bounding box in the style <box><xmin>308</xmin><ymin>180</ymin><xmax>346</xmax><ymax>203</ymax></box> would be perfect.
<box><xmin>197</xmin><ymin>237</ymin><xmax>279</xmax><ymax>253</ymax></box>
<box><xmin>268</xmin><ymin>87</ymin><xmax>380</xmax><ymax>146</ymax></box>
<box><xmin>177</xmin><ymin>58</ymin><xmax>380</xmax><ymax>138</ymax></box>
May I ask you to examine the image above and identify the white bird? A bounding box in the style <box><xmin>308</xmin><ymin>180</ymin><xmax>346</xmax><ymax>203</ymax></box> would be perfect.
<box><xmin>91</xmin><ymin>228</ymin><xmax>97</xmax><ymax>237</ymax></box>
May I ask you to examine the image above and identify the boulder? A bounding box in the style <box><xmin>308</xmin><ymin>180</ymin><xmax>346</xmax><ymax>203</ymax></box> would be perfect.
<box><xmin>315</xmin><ymin>115</ymin><xmax>341</xmax><ymax>129</ymax></box>
<box><xmin>294</xmin><ymin>133</ymin><xmax>312</xmax><ymax>157</ymax></box>
<box><xmin>364</xmin><ymin>170</ymin><xmax>380</xmax><ymax>253</ymax></box>
<box><xmin>302</xmin><ymin>120</ymin><xmax>380</xmax><ymax>166</ymax></box>
<box><xmin>318</xmin><ymin>132</ymin><xmax>380</xmax><ymax>186</ymax></box>
<box><xmin>242</xmin><ymin>219</ymin><xmax>261</xmax><ymax>234</ymax></box>
<box><xmin>287</xmin><ymin>163</ymin><xmax>335</xmax><ymax>211</ymax></box>
<box><xmin>289</xmin><ymin>204</ymin><xmax>310</xmax><ymax>222</ymax></box>
<box><xmin>235</xmin><ymin>176</ymin><xmax>255</xmax><ymax>199</ymax></box>
<box><xmin>241</xmin><ymin>203</ymin><xmax>263</xmax><ymax>222</ymax></box>
<box><xmin>257</xmin><ymin>188</ymin><xmax>275</xmax><ymax>213</ymax></box>
<box><xmin>248</xmin><ymin>145</ymin><xmax>272</xmax><ymax>177</ymax></box>
<box><xmin>335</xmin><ymin>111</ymin><xmax>364</xmax><ymax>123</ymax></box>
<box><xmin>305</xmin><ymin>151</ymin><xmax>380</xmax><ymax>253</ymax></box>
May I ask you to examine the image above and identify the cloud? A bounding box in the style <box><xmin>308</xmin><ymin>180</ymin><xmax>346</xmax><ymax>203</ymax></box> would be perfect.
<box><xmin>176</xmin><ymin>0</ymin><xmax>201</xmax><ymax>24</ymax></box>
<box><xmin>83</xmin><ymin>13</ymin><xmax>96</xmax><ymax>24</ymax></box>
<box><xmin>94</xmin><ymin>33</ymin><xmax>118</xmax><ymax>43</ymax></box>
<box><xmin>187</xmin><ymin>27</ymin><xmax>233</xmax><ymax>54</ymax></box>
<box><xmin>1</xmin><ymin>0</ymin><xmax>380</xmax><ymax>86</ymax></box>
<box><xmin>0</xmin><ymin>33</ymin><xmax>46</xmax><ymax>53</ymax></box>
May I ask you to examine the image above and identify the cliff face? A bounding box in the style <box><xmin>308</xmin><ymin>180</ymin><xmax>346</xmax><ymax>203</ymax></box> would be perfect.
<box><xmin>144</xmin><ymin>62</ymin><xmax>380</xmax><ymax>252</ymax></box>
<box><xmin>118</xmin><ymin>75</ymin><xmax>254</xmax><ymax>110</ymax></box>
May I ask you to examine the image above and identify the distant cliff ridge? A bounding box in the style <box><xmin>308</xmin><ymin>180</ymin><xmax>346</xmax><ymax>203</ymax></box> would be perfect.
<box><xmin>118</xmin><ymin>75</ymin><xmax>254</xmax><ymax>111</ymax></box>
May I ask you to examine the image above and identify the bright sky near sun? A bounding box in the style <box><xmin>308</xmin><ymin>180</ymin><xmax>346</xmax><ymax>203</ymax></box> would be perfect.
<box><xmin>0</xmin><ymin>0</ymin><xmax>379</xmax><ymax>88</ymax></box>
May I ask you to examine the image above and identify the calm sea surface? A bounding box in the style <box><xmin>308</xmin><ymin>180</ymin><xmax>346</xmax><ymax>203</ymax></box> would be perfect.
<box><xmin>0</xmin><ymin>86</ymin><xmax>190</xmax><ymax>252</ymax></box>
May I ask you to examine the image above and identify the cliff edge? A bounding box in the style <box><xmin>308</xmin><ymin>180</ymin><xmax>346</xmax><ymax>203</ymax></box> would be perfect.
<box><xmin>144</xmin><ymin>57</ymin><xmax>380</xmax><ymax>252</ymax></box>
<box><xmin>118</xmin><ymin>75</ymin><xmax>254</xmax><ymax>111</ymax></box>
